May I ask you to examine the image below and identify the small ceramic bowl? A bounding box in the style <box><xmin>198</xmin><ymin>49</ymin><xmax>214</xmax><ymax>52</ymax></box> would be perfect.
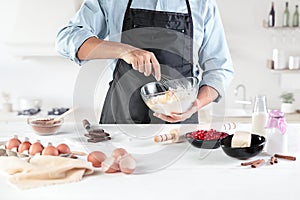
<box><xmin>220</xmin><ymin>134</ymin><xmax>266</xmax><ymax>160</ymax></box>
<box><xmin>27</xmin><ymin>117</ymin><xmax>63</xmax><ymax>136</ymax></box>
<box><xmin>185</xmin><ymin>132</ymin><xmax>229</xmax><ymax>149</ymax></box>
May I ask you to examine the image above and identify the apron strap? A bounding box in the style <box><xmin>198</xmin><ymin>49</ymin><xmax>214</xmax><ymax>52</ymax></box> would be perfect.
<box><xmin>126</xmin><ymin>0</ymin><xmax>192</xmax><ymax>17</ymax></box>
<box><xmin>126</xmin><ymin>0</ymin><xmax>133</xmax><ymax>12</ymax></box>
<box><xmin>185</xmin><ymin>0</ymin><xmax>192</xmax><ymax>18</ymax></box>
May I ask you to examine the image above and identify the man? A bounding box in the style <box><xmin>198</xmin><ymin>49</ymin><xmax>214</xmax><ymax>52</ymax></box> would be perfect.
<box><xmin>56</xmin><ymin>0</ymin><xmax>234</xmax><ymax>124</ymax></box>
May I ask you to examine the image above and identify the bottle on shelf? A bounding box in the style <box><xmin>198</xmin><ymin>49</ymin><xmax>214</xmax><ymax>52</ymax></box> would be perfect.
<box><xmin>251</xmin><ymin>95</ymin><xmax>268</xmax><ymax>137</ymax></box>
<box><xmin>283</xmin><ymin>2</ymin><xmax>290</xmax><ymax>27</ymax></box>
<box><xmin>268</xmin><ymin>2</ymin><xmax>275</xmax><ymax>27</ymax></box>
<box><xmin>293</xmin><ymin>5</ymin><xmax>299</xmax><ymax>27</ymax></box>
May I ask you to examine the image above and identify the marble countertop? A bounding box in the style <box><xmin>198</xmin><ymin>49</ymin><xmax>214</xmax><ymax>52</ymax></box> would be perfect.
<box><xmin>0</xmin><ymin>122</ymin><xmax>300</xmax><ymax>200</ymax></box>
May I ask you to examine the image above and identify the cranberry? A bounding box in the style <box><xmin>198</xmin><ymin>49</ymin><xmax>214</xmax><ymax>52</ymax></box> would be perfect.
<box><xmin>189</xmin><ymin>129</ymin><xmax>228</xmax><ymax>141</ymax></box>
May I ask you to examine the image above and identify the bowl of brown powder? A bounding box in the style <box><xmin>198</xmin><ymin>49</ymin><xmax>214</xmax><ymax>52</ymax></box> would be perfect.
<box><xmin>27</xmin><ymin>117</ymin><xmax>63</xmax><ymax>135</ymax></box>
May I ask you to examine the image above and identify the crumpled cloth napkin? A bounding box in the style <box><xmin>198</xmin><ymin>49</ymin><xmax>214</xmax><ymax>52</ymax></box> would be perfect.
<box><xmin>0</xmin><ymin>155</ymin><xmax>94</xmax><ymax>189</ymax></box>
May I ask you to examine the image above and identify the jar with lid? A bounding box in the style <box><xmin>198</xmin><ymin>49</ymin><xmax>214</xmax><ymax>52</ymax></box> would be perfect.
<box><xmin>265</xmin><ymin>110</ymin><xmax>288</xmax><ymax>155</ymax></box>
<box><xmin>251</xmin><ymin>95</ymin><xmax>268</xmax><ymax>137</ymax></box>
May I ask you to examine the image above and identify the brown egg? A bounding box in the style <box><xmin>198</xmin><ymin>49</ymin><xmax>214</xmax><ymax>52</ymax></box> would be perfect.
<box><xmin>29</xmin><ymin>140</ymin><xmax>44</xmax><ymax>155</ymax></box>
<box><xmin>18</xmin><ymin>137</ymin><xmax>31</xmax><ymax>153</ymax></box>
<box><xmin>87</xmin><ymin>151</ymin><xmax>107</xmax><ymax>168</ymax></box>
<box><xmin>42</xmin><ymin>143</ymin><xmax>59</xmax><ymax>156</ymax></box>
<box><xmin>119</xmin><ymin>154</ymin><xmax>136</xmax><ymax>174</ymax></box>
<box><xmin>56</xmin><ymin>143</ymin><xmax>71</xmax><ymax>154</ymax></box>
<box><xmin>102</xmin><ymin>157</ymin><xmax>119</xmax><ymax>173</ymax></box>
<box><xmin>6</xmin><ymin>135</ymin><xmax>21</xmax><ymax>151</ymax></box>
<box><xmin>112</xmin><ymin>148</ymin><xmax>128</xmax><ymax>159</ymax></box>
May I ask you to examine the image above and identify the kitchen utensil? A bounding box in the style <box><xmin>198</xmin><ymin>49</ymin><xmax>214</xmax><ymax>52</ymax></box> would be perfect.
<box><xmin>27</xmin><ymin>108</ymin><xmax>75</xmax><ymax>135</ymax></box>
<box><xmin>220</xmin><ymin>134</ymin><xmax>266</xmax><ymax>160</ymax></box>
<box><xmin>154</xmin><ymin>129</ymin><xmax>185</xmax><ymax>143</ymax></box>
<box><xmin>140</xmin><ymin>77</ymin><xmax>199</xmax><ymax>115</ymax></box>
<box><xmin>151</xmin><ymin>73</ymin><xmax>172</xmax><ymax>91</ymax></box>
<box><xmin>185</xmin><ymin>131</ymin><xmax>229</xmax><ymax>149</ymax></box>
<box><xmin>151</xmin><ymin>73</ymin><xmax>191</xmax><ymax>91</ymax></box>
<box><xmin>27</xmin><ymin>117</ymin><xmax>64</xmax><ymax>136</ymax></box>
<box><xmin>52</xmin><ymin>107</ymin><xmax>75</xmax><ymax>123</ymax></box>
<box><xmin>154</xmin><ymin>122</ymin><xmax>237</xmax><ymax>143</ymax></box>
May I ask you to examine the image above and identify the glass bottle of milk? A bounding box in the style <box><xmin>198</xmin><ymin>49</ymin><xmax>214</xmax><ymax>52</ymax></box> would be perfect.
<box><xmin>251</xmin><ymin>95</ymin><xmax>268</xmax><ymax>137</ymax></box>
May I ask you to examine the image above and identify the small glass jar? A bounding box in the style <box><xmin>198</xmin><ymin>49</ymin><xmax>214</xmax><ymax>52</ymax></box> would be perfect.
<box><xmin>265</xmin><ymin>110</ymin><xmax>288</xmax><ymax>155</ymax></box>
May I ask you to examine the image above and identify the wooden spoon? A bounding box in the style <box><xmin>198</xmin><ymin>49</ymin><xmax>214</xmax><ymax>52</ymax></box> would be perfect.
<box><xmin>42</xmin><ymin>108</ymin><xmax>76</xmax><ymax>125</ymax></box>
<box><xmin>52</xmin><ymin>108</ymin><xmax>75</xmax><ymax>122</ymax></box>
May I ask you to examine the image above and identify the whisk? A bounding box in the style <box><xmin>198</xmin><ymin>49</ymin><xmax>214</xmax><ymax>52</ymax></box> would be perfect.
<box><xmin>151</xmin><ymin>73</ymin><xmax>187</xmax><ymax>91</ymax></box>
<box><xmin>151</xmin><ymin>73</ymin><xmax>172</xmax><ymax>91</ymax></box>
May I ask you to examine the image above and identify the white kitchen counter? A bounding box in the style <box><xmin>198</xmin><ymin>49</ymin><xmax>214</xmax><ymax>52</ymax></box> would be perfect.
<box><xmin>0</xmin><ymin>121</ymin><xmax>300</xmax><ymax>200</ymax></box>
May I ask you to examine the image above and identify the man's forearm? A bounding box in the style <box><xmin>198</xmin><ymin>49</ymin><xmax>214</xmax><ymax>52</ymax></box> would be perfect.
<box><xmin>77</xmin><ymin>37</ymin><xmax>135</xmax><ymax>61</ymax></box>
<box><xmin>196</xmin><ymin>85</ymin><xmax>219</xmax><ymax>109</ymax></box>
<box><xmin>76</xmin><ymin>36</ymin><xmax>161</xmax><ymax>80</ymax></box>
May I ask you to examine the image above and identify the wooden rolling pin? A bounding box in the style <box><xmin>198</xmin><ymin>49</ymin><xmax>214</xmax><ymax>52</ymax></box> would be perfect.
<box><xmin>154</xmin><ymin>129</ymin><xmax>185</xmax><ymax>143</ymax></box>
<box><xmin>154</xmin><ymin>122</ymin><xmax>237</xmax><ymax>143</ymax></box>
<box><xmin>82</xmin><ymin>119</ymin><xmax>91</xmax><ymax>130</ymax></box>
<box><xmin>222</xmin><ymin>122</ymin><xmax>237</xmax><ymax>131</ymax></box>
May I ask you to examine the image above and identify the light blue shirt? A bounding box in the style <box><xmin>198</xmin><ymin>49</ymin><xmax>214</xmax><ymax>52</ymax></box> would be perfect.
<box><xmin>56</xmin><ymin>0</ymin><xmax>234</xmax><ymax>101</ymax></box>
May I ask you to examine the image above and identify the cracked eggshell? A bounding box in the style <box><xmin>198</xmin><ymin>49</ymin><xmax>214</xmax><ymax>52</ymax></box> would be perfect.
<box><xmin>112</xmin><ymin>148</ymin><xmax>128</xmax><ymax>160</ymax></box>
<box><xmin>101</xmin><ymin>157</ymin><xmax>119</xmax><ymax>173</ymax></box>
<box><xmin>119</xmin><ymin>154</ymin><xmax>136</xmax><ymax>174</ymax></box>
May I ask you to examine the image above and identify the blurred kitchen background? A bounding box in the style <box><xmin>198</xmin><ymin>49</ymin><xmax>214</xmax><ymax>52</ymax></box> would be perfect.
<box><xmin>0</xmin><ymin>0</ymin><xmax>299</xmax><ymax>120</ymax></box>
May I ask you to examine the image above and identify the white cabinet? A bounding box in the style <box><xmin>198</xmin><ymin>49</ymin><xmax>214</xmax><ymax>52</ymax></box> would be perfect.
<box><xmin>0</xmin><ymin>0</ymin><xmax>84</xmax><ymax>57</ymax></box>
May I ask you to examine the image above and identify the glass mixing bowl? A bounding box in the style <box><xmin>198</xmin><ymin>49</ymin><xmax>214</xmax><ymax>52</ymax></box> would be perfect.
<box><xmin>27</xmin><ymin>116</ymin><xmax>63</xmax><ymax>136</ymax></box>
<box><xmin>140</xmin><ymin>77</ymin><xmax>199</xmax><ymax>115</ymax></box>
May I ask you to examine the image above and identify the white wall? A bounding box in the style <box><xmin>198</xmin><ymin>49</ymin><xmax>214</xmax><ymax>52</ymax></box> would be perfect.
<box><xmin>0</xmin><ymin>43</ymin><xmax>79</xmax><ymax>110</ymax></box>
<box><xmin>0</xmin><ymin>0</ymin><xmax>83</xmax><ymax>111</ymax></box>
<box><xmin>217</xmin><ymin>0</ymin><xmax>300</xmax><ymax>110</ymax></box>
<box><xmin>0</xmin><ymin>0</ymin><xmax>299</xmax><ymax>112</ymax></box>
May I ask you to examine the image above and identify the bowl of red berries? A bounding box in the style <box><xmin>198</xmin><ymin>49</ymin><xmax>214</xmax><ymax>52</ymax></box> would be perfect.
<box><xmin>185</xmin><ymin>129</ymin><xmax>229</xmax><ymax>149</ymax></box>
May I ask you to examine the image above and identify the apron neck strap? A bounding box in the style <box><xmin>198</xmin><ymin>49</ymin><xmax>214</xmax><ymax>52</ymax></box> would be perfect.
<box><xmin>126</xmin><ymin>0</ymin><xmax>192</xmax><ymax>16</ymax></box>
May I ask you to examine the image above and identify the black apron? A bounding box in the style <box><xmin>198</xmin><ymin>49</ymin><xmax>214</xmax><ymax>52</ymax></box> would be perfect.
<box><xmin>100</xmin><ymin>0</ymin><xmax>198</xmax><ymax>124</ymax></box>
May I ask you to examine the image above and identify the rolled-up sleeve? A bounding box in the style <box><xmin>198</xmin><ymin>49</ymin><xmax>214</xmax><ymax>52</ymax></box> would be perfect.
<box><xmin>55</xmin><ymin>0</ymin><xmax>109</xmax><ymax>65</ymax></box>
<box><xmin>198</xmin><ymin>0</ymin><xmax>234</xmax><ymax>102</ymax></box>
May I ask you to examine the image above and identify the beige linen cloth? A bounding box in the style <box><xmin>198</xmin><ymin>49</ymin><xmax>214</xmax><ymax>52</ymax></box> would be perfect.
<box><xmin>0</xmin><ymin>155</ymin><xmax>94</xmax><ymax>189</ymax></box>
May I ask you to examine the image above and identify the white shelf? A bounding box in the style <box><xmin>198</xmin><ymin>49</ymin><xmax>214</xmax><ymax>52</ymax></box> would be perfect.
<box><xmin>263</xmin><ymin>25</ymin><xmax>300</xmax><ymax>30</ymax></box>
<box><xmin>269</xmin><ymin>69</ymin><xmax>300</xmax><ymax>73</ymax></box>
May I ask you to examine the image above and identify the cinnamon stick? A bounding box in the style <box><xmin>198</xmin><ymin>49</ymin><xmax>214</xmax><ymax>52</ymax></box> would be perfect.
<box><xmin>270</xmin><ymin>156</ymin><xmax>277</xmax><ymax>165</ymax></box>
<box><xmin>274</xmin><ymin>154</ymin><xmax>296</xmax><ymax>161</ymax></box>
<box><xmin>251</xmin><ymin>159</ymin><xmax>265</xmax><ymax>168</ymax></box>
<box><xmin>241</xmin><ymin>159</ymin><xmax>261</xmax><ymax>166</ymax></box>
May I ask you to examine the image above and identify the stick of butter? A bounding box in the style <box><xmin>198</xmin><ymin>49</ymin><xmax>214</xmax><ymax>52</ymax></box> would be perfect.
<box><xmin>231</xmin><ymin>131</ymin><xmax>252</xmax><ymax>148</ymax></box>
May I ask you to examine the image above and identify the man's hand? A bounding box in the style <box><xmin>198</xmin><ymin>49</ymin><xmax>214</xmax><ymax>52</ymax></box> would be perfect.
<box><xmin>153</xmin><ymin>85</ymin><xmax>219</xmax><ymax>123</ymax></box>
<box><xmin>153</xmin><ymin>99</ymin><xmax>201</xmax><ymax>123</ymax></box>
<box><xmin>120</xmin><ymin>48</ymin><xmax>161</xmax><ymax>81</ymax></box>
